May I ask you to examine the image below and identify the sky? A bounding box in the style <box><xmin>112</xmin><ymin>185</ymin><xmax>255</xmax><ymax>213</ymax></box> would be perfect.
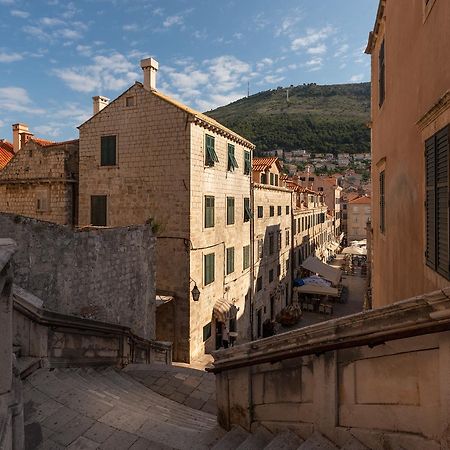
<box><xmin>0</xmin><ymin>0</ymin><xmax>378</xmax><ymax>141</ymax></box>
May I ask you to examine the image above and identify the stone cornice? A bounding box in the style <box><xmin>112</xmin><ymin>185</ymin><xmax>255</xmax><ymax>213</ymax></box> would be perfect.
<box><xmin>365</xmin><ymin>0</ymin><xmax>386</xmax><ymax>54</ymax></box>
<box><xmin>208</xmin><ymin>287</ymin><xmax>450</xmax><ymax>373</ymax></box>
<box><xmin>417</xmin><ymin>91</ymin><xmax>450</xmax><ymax>131</ymax></box>
<box><xmin>253</xmin><ymin>182</ymin><xmax>292</xmax><ymax>193</ymax></box>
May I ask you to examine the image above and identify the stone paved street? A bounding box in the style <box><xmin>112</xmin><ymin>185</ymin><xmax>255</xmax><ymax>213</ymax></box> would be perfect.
<box><xmin>124</xmin><ymin>362</ymin><xmax>217</xmax><ymax>416</ymax></box>
<box><xmin>280</xmin><ymin>253</ymin><xmax>366</xmax><ymax>332</ymax></box>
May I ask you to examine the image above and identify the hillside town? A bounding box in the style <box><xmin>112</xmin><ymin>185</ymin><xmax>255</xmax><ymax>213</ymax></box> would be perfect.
<box><xmin>0</xmin><ymin>0</ymin><xmax>449</xmax><ymax>449</ymax></box>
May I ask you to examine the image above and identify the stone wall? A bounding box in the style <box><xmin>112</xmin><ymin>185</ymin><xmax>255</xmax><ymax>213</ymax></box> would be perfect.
<box><xmin>0</xmin><ymin>239</ymin><xmax>24</xmax><ymax>450</ymax></box>
<box><xmin>0</xmin><ymin>213</ymin><xmax>156</xmax><ymax>340</ymax></box>
<box><xmin>212</xmin><ymin>288</ymin><xmax>450</xmax><ymax>449</ymax></box>
<box><xmin>0</xmin><ymin>140</ymin><xmax>78</xmax><ymax>225</ymax></box>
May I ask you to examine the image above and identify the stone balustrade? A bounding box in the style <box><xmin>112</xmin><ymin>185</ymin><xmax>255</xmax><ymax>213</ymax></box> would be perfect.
<box><xmin>210</xmin><ymin>288</ymin><xmax>450</xmax><ymax>449</ymax></box>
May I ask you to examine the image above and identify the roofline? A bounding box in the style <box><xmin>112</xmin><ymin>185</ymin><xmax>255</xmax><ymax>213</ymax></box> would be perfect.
<box><xmin>365</xmin><ymin>0</ymin><xmax>386</xmax><ymax>54</ymax></box>
<box><xmin>34</xmin><ymin>139</ymin><xmax>79</xmax><ymax>148</ymax></box>
<box><xmin>79</xmin><ymin>82</ymin><xmax>255</xmax><ymax>149</ymax></box>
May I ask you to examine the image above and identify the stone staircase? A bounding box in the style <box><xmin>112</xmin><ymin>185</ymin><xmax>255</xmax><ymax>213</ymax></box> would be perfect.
<box><xmin>23</xmin><ymin>366</ymin><xmax>368</xmax><ymax>449</ymax></box>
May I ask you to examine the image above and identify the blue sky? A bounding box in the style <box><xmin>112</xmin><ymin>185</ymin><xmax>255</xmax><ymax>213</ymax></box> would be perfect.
<box><xmin>0</xmin><ymin>0</ymin><xmax>377</xmax><ymax>141</ymax></box>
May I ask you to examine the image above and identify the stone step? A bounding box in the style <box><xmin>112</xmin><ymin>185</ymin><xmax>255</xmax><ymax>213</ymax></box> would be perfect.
<box><xmin>236</xmin><ymin>424</ymin><xmax>273</xmax><ymax>449</ymax></box>
<box><xmin>264</xmin><ymin>430</ymin><xmax>304</xmax><ymax>449</ymax></box>
<box><xmin>297</xmin><ymin>431</ymin><xmax>338</xmax><ymax>450</ymax></box>
<box><xmin>340</xmin><ymin>436</ymin><xmax>369</xmax><ymax>450</ymax></box>
<box><xmin>16</xmin><ymin>356</ymin><xmax>41</xmax><ymax>379</ymax></box>
<box><xmin>212</xmin><ymin>426</ymin><xmax>250</xmax><ymax>450</ymax></box>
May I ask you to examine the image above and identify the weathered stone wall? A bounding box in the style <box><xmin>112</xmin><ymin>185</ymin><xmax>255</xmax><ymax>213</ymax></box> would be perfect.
<box><xmin>0</xmin><ymin>213</ymin><xmax>156</xmax><ymax>340</ymax></box>
<box><xmin>253</xmin><ymin>184</ymin><xmax>292</xmax><ymax>338</ymax></box>
<box><xmin>189</xmin><ymin>122</ymin><xmax>252</xmax><ymax>358</ymax></box>
<box><xmin>0</xmin><ymin>140</ymin><xmax>78</xmax><ymax>225</ymax></box>
<box><xmin>213</xmin><ymin>289</ymin><xmax>450</xmax><ymax>449</ymax></box>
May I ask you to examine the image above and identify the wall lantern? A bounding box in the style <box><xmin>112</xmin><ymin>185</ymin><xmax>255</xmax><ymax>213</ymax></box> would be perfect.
<box><xmin>191</xmin><ymin>282</ymin><xmax>200</xmax><ymax>302</ymax></box>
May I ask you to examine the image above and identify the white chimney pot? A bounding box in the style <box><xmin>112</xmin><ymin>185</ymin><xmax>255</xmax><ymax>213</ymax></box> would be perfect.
<box><xmin>12</xmin><ymin>123</ymin><xmax>29</xmax><ymax>153</ymax></box>
<box><xmin>92</xmin><ymin>96</ymin><xmax>110</xmax><ymax>115</ymax></box>
<box><xmin>140</xmin><ymin>57</ymin><xmax>159</xmax><ymax>91</ymax></box>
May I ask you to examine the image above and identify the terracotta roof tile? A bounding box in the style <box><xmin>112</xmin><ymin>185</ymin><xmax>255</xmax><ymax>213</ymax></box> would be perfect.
<box><xmin>252</xmin><ymin>157</ymin><xmax>279</xmax><ymax>172</ymax></box>
<box><xmin>0</xmin><ymin>140</ymin><xmax>14</xmax><ymax>170</ymax></box>
<box><xmin>30</xmin><ymin>137</ymin><xmax>55</xmax><ymax>147</ymax></box>
<box><xmin>349</xmin><ymin>195</ymin><xmax>371</xmax><ymax>204</ymax></box>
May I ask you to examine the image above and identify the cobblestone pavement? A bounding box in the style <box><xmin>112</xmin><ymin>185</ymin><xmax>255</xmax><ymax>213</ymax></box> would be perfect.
<box><xmin>124</xmin><ymin>362</ymin><xmax>217</xmax><ymax>416</ymax></box>
<box><xmin>280</xmin><ymin>253</ymin><xmax>367</xmax><ymax>332</ymax></box>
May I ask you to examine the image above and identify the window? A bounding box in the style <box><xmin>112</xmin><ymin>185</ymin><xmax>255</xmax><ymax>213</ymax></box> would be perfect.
<box><xmin>261</xmin><ymin>173</ymin><xmax>267</xmax><ymax>184</ymax></box>
<box><xmin>285</xmin><ymin>230</ymin><xmax>290</xmax><ymax>246</ymax></box>
<box><xmin>36</xmin><ymin>190</ymin><xmax>49</xmax><ymax>212</ymax></box>
<box><xmin>91</xmin><ymin>195</ymin><xmax>107</xmax><ymax>226</ymax></box>
<box><xmin>226</xmin><ymin>247</ymin><xmax>235</xmax><ymax>275</ymax></box>
<box><xmin>244</xmin><ymin>150</ymin><xmax>251</xmax><ymax>175</ymax></box>
<box><xmin>101</xmin><ymin>135</ymin><xmax>116</xmax><ymax>166</ymax></box>
<box><xmin>269</xmin><ymin>233</ymin><xmax>274</xmax><ymax>255</ymax></box>
<box><xmin>204</xmin><ymin>253</ymin><xmax>215</xmax><ymax>285</ymax></box>
<box><xmin>244</xmin><ymin>197</ymin><xmax>251</xmax><ymax>222</ymax></box>
<box><xmin>277</xmin><ymin>206</ymin><xmax>282</xmax><ymax>216</ymax></box>
<box><xmin>270</xmin><ymin>173</ymin><xmax>274</xmax><ymax>185</ymax></box>
<box><xmin>269</xmin><ymin>269</ymin><xmax>274</xmax><ymax>283</ymax></box>
<box><xmin>125</xmin><ymin>96</ymin><xmax>135</xmax><ymax>107</ymax></box>
<box><xmin>227</xmin><ymin>143</ymin><xmax>238</xmax><ymax>171</ymax></box>
<box><xmin>379</xmin><ymin>171</ymin><xmax>385</xmax><ymax>232</ymax></box>
<box><xmin>256</xmin><ymin>276</ymin><xmax>263</xmax><ymax>292</ymax></box>
<box><xmin>227</xmin><ymin>197</ymin><xmax>235</xmax><ymax>225</ymax></box>
<box><xmin>257</xmin><ymin>206</ymin><xmax>263</xmax><ymax>218</ymax></box>
<box><xmin>275</xmin><ymin>174</ymin><xmax>279</xmax><ymax>186</ymax></box>
<box><xmin>286</xmin><ymin>205</ymin><xmax>290</xmax><ymax>215</ymax></box>
<box><xmin>203</xmin><ymin>322</ymin><xmax>211</xmax><ymax>341</ymax></box>
<box><xmin>205</xmin><ymin>134</ymin><xmax>219</xmax><ymax>166</ymax></box>
<box><xmin>205</xmin><ymin>196</ymin><xmax>215</xmax><ymax>228</ymax></box>
<box><xmin>379</xmin><ymin>39</ymin><xmax>385</xmax><ymax>107</ymax></box>
<box><xmin>258</xmin><ymin>239</ymin><xmax>264</xmax><ymax>259</ymax></box>
<box><xmin>270</xmin><ymin>206</ymin><xmax>274</xmax><ymax>217</ymax></box>
<box><xmin>277</xmin><ymin>231</ymin><xmax>282</xmax><ymax>250</ymax></box>
<box><xmin>425</xmin><ymin>125</ymin><xmax>449</xmax><ymax>279</ymax></box>
<box><xmin>243</xmin><ymin>245</ymin><xmax>250</xmax><ymax>270</ymax></box>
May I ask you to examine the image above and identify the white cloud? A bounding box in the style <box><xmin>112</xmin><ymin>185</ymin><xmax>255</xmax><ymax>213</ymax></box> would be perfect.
<box><xmin>11</xmin><ymin>10</ymin><xmax>30</xmax><ymax>19</ymax></box>
<box><xmin>123</xmin><ymin>24</ymin><xmax>139</xmax><ymax>32</ymax></box>
<box><xmin>40</xmin><ymin>17</ymin><xmax>65</xmax><ymax>27</ymax></box>
<box><xmin>350</xmin><ymin>74</ymin><xmax>364</xmax><ymax>82</ymax></box>
<box><xmin>153</xmin><ymin>7</ymin><xmax>164</xmax><ymax>16</ymax></box>
<box><xmin>0</xmin><ymin>87</ymin><xmax>45</xmax><ymax>114</ymax></box>
<box><xmin>256</xmin><ymin>57</ymin><xmax>274</xmax><ymax>71</ymax></box>
<box><xmin>233</xmin><ymin>32</ymin><xmax>243</xmax><ymax>40</ymax></box>
<box><xmin>275</xmin><ymin>11</ymin><xmax>303</xmax><ymax>37</ymax></box>
<box><xmin>54</xmin><ymin>52</ymin><xmax>139</xmax><ymax>93</ymax></box>
<box><xmin>305</xmin><ymin>57</ymin><xmax>323</xmax><ymax>67</ymax></box>
<box><xmin>0</xmin><ymin>52</ymin><xmax>23</xmax><ymax>63</ymax></box>
<box><xmin>22</xmin><ymin>25</ymin><xmax>48</xmax><ymax>40</ymax></box>
<box><xmin>291</xmin><ymin>26</ymin><xmax>334</xmax><ymax>51</ymax></box>
<box><xmin>76</xmin><ymin>45</ymin><xmax>92</xmax><ymax>57</ymax></box>
<box><xmin>307</xmin><ymin>44</ymin><xmax>327</xmax><ymax>55</ymax></box>
<box><xmin>58</xmin><ymin>28</ymin><xmax>82</xmax><ymax>40</ymax></box>
<box><xmin>264</xmin><ymin>75</ymin><xmax>285</xmax><ymax>84</ymax></box>
<box><xmin>163</xmin><ymin>15</ymin><xmax>183</xmax><ymax>28</ymax></box>
<box><xmin>0</xmin><ymin>0</ymin><xmax>14</xmax><ymax>4</ymax></box>
<box><xmin>335</xmin><ymin>43</ymin><xmax>349</xmax><ymax>57</ymax></box>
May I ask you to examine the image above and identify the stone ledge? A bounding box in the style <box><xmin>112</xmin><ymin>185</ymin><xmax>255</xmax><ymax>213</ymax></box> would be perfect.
<box><xmin>209</xmin><ymin>288</ymin><xmax>450</xmax><ymax>373</ymax></box>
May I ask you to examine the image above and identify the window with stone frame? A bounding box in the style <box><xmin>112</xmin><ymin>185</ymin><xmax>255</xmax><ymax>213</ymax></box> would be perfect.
<box><xmin>36</xmin><ymin>189</ymin><xmax>49</xmax><ymax>212</ymax></box>
<box><xmin>256</xmin><ymin>276</ymin><xmax>263</xmax><ymax>292</ymax></box>
<box><xmin>100</xmin><ymin>135</ymin><xmax>116</xmax><ymax>166</ymax></box>
<box><xmin>285</xmin><ymin>229</ymin><xmax>290</xmax><ymax>247</ymax></box>
<box><xmin>244</xmin><ymin>150</ymin><xmax>251</xmax><ymax>175</ymax></box>
<box><xmin>257</xmin><ymin>206</ymin><xmax>263</xmax><ymax>218</ymax></box>
<box><xmin>425</xmin><ymin>125</ymin><xmax>449</xmax><ymax>279</ymax></box>
<box><xmin>244</xmin><ymin>197</ymin><xmax>251</xmax><ymax>222</ymax></box>
<box><xmin>227</xmin><ymin>143</ymin><xmax>238</xmax><ymax>171</ymax></box>
<box><xmin>205</xmin><ymin>196</ymin><xmax>215</xmax><ymax>228</ymax></box>
<box><xmin>269</xmin><ymin>206</ymin><xmax>274</xmax><ymax>217</ymax></box>
<box><xmin>204</xmin><ymin>253</ymin><xmax>215</xmax><ymax>285</ymax></box>
<box><xmin>277</xmin><ymin>206</ymin><xmax>282</xmax><ymax>216</ymax></box>
<box><xmin>269</xmin><ymin>269</ymin><xmax>274</xmax><ymax>283</ymax></box>
<box><xmin>226</xmin><ymin>247</ymin><xmax>235</xmax><ymax>275</ymax></box>
<box><xmin>226</xmin><ymin>197</ymin><xmax>235</xmax><ymax>225</ymax></box>
<box><xmin>243</xmin><ymin>245</ymin><xmax>250</xmax><ymax>270</ymax></box>
<box><xmin>205</xmin><ymin>134</ymin><xmax>219</xmax><ymax>166</ymax></box>
<box><xmin>258</xmin><ymin>238</ymin><xmax>264</xmax><ymax>259</ymax></box>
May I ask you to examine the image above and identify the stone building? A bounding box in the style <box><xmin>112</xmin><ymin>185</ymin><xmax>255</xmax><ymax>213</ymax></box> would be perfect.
<box><xmin>78</xmin><ymin>58</ymin><xmax>254</xmax><ymax>362</ymax></box>
<box><xmin>366</xmin><ymin>0</ymin><xmax>450</xmax><ymax>307</ymax></box>
<box><xmin>252</xmin><ymin>157</ymin><xmax>292</xmax><ymax>338</ymax></box>
<box><xmin>0</xmin><ymin>124</ymin><xmax>79</xmax><ymax>226</ymax></box>
<box><xmin>346</xmin><ymin>196</ymin><xmax>371</xmax><ymax>241</ymax></box>
<box><xmin>313</xmin><ymin>175</ymin><xmax>342</xmax><ymax>239</ymax></box>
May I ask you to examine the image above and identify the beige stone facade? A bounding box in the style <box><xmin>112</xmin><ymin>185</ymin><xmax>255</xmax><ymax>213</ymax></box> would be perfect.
<box><xmin>252</xmin><ymin>162</ymin><xmax>292</xmax><ymax>338</ymax></box>
<box><xmin>78</xmin><ymin>68</ymin><xmax>253</xmax><ymax>362</ymax></box>
<box><xmin>346</xmin><ymin>196</ymin><xmax>371</xmax><ymax>241</ymax></box>
<box><xmin>367</xmin><ymin>0</ymin><xmax>450</xmax><ymax>307</ymax></box>
<box><xmin>313</xmin><ymin>176</ymin><xmax>342</xmax><ymax>238</ymax></box>
<box><xmin>0</xmin><ymin>139</ymin><xmax>79</xmax><ymax>226</ymax></box>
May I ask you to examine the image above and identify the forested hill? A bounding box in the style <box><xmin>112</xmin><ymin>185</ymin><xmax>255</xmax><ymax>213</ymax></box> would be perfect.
<box><xmin>204</xmin><ymin>82</ymin><xmax>371</xmax><ymax>155</ymax></box>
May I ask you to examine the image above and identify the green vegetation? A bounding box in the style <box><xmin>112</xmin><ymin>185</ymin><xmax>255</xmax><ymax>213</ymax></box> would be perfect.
<box><xmin>205</xmin><ymin>82</ymin><xmax>371</xmax><ymax>154</ymax></box>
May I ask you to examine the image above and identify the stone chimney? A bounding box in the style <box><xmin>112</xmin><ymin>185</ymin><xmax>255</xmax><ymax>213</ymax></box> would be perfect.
<box><xmin>12</xmin><ymin>123</ymin><xmax>29</xmax><ymax>153</ymax></box>
<box><xmin>92</xmin><ymin>96</ymin><xmax>110</xmax><ymax>115</ymax></box>
<box><xmin>140</xmin><ymin>57</ymin><xmax>159</xmax><ymax>91</ymax></box>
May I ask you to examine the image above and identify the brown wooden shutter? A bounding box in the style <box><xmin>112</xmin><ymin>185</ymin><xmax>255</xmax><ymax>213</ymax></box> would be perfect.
<box><xmin>91</xmin><ymin>195</ymin><xmax>107</xmax><ymax>226</ymax></box>
<box><xmin>425</xmin><ymin>135</ymin><xmax>436</xmax><ymax>269</ymax></box>
<box><xmin>435</xmin><ymin>126</ymin><xmax>449</xmax><ymax>278</ymax></box>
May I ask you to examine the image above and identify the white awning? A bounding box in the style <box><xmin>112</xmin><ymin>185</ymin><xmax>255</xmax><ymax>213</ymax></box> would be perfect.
<box><xmin>295</xmin><ymin>284</ymin><xmax>339</xmax><ymax>297</ymax></box>
<box><xmin>213</xmin><ymin>299</ymin><xmax>237</xmax><ymax>323</ymax></box>
<box><xmin>342</xmin><ymin>246</ymin><xmax>367</xmax><ymax>255</ymax></box>
<box><xmin>301</xmin><ymin>256</ymin><xmax>342</xmax><ymax>285</ymax></box>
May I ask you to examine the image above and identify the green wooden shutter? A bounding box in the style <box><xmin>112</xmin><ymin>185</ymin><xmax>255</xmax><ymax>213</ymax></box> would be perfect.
<box><xmin>227</xmin><ymin>144</ymin><xmax>238</xmax><ymax>171</ymax></box>
<box><xmin>244</xmin><ymin>197</ymin><xmax>251</xmax><ymax>222</ymax></box>
<box><xmin>205</xmin><ymin>196</ymin><xmax>215</xmax><ymax>228</ymax></box>
<box><xmin>226</xmin><ymin>247</ymin><xmax>235</xmax><ymax>274</ymax></box>
<box><xmin>204</xmin><ymin>253</ymin><xmax>215</xmax><ymax>285</ymax></box>
<box><xmin>227</xmin><ymin>197</ymin><xmax>235</xmax><ymax>225</ymax></box>
<box><xmin>101</xmin><ymin>136</ymin><xmax>116</xmax><ymax>166</ymax></box>
<box><xmin>244</xmin><ymin>151</ymin><xmax>251</xmax><ymax>174</ymax></box>
<box><xmin>205</xmin><ymin>135</ymin><xmax>218</xmax><ymax>166</ymax></box>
